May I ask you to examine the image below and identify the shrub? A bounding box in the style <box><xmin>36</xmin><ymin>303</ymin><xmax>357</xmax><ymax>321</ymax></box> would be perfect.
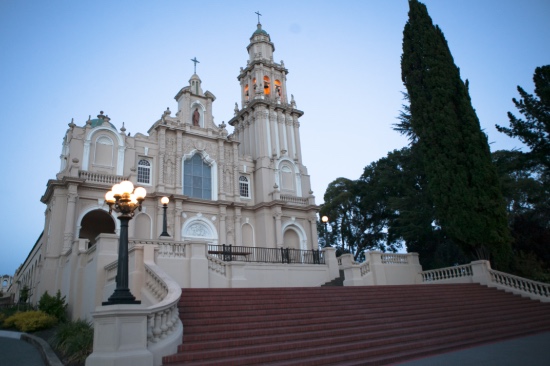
<box><xmin>3</xmin><ymin>310</ymin><xmax>57</xmax><ymax>332</ymax></box>
<box><xmin>38</xmin><ymin>290</ymin><xmax>67</xmax><ymax>322</ymax></box>
<box><xmin>51</xmin><ymin>319</ymin><xmax>94</xmax><ymax>364</ymax></box>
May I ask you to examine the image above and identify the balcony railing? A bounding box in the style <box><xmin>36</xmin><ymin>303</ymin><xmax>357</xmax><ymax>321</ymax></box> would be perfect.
<box><xmin>208</xmin><ymin>244</ymin><xmax>325</xmax><ymax>265</ymax></box>
<box><xmin>79</xmin><ymin>171</ymin><xmax>127</xmax><ymax>185</ymax></box>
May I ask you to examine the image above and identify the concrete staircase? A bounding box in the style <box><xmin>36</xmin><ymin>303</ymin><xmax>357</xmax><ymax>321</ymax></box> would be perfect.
<box><xmin>162</xmin><ymin>284</ymin><xmax>550</xmax><ymax>365</ymax></box>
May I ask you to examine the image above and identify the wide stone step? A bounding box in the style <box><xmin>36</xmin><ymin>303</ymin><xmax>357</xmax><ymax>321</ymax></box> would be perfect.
<box><xmin>165</xmin><ymin>318</ymin><xmax>550</xmax><ymax>365</ymax></box>
<box><xmin>180</xmin><ymin>296</ymin><xmax>539</xmax><ymax>330</ymax></box>
<box><xmin>162</xmin><ymin>284</ymin><xmax>550</xmax><ymax>365</ymax></box>
<box><xmin>179</xmin><ymin>292</ymin><xmax>532</xmax><ymax>319</ymax></box>
<box><xmin>179</xmin><ymin>311</ymin><xmax>549</xmax><ymax>353</ymax></box>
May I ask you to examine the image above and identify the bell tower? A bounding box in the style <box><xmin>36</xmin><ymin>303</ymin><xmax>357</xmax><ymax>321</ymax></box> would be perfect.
<box><xmin>228</xmin><ymin>18</ymin><xmax>311</xmax><ymax>205</ymax></box>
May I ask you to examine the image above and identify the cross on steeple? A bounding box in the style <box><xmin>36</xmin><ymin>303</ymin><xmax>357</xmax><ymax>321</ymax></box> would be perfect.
<box><xmin>190</xmin><ymin>57</ymin><xmax>200</xmax><ymax>74</ymax></box>
<box><xmin>255</xmin><ymin>11</ymin><xmax>262</xmax><ymax>24</ymax></box>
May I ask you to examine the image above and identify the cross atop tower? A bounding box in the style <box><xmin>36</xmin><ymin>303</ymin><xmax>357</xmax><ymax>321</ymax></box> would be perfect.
<box><xmin>190</xmin><ymin>57</ymin><xmax>200</xmax><ymax>74</ymax></box>
<box><xmin>255</xmin><ymin>11</ymin><xmax>262</xmax><ymax>24</ymax></box>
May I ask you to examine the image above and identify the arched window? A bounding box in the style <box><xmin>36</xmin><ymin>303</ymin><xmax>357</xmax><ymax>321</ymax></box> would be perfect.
<box><xmin>239</xmin><ymin>176</ymin><xmax>250</xmax><ymax>198</ymax></box>
<box><xmin>244</xmin><ymin>84</ymin><xmax>249</xmax><ymax>101</ymax></box>
<box><xmin>280</xmin><ymin>165</ymin><xmax>294</xmax><ymax>192</ymax></box>
<box><xmin>263</xmin><ymin>76</ymin><xmax>270</xmax><ymax>95</ymax></box>
<box><xmin>275</xmin><ymin>80</ymin><xmax>282</xmax><ymax>97</ymax></box>
<box><xmin>183</xmin><ymin>154</ymin><xmax>212</xmax><ymax>199</ymax></box>
<box><xmin>94</xmin><ymin>135</ymin><xmax>114</xmax><ymax>166</ymax></box>
<box><xmin>137</xmin><ymin>159</ymin><xmax>151</xmax><ymax>185</ymax></box>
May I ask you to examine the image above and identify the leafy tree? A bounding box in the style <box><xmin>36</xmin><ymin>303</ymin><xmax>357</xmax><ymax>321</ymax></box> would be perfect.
<box><xmin>401</xmin><ymin>0</ymin><xmax>512</xmax><ymax>269</ymax></box>
<box><xmin>492</xmin><ymin>150</ymin><xmax>550</xmax><ymax>282</ymax></box>
<box><xmin>496</xmin><ymin>65</ymin><xmax>550</xmax><ymax>172</ymax></box>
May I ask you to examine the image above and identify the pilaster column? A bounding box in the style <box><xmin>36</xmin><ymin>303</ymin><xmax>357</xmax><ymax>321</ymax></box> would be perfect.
<box><xmin>219</xmin><ymin>206</ymin><xmax>227</xmax><ymax>245</ymax></box>
<box><xmin>234</xmin><ymin>207</ymin><xmax>242</xmax><ymax>246</ymax></box>
<box><xmin>63</xmin><ymin>184</ymin><xmax>78</xmax><ymax>253</ymax></box>
<box><xmin>176</xmin><ymin>132</ymin><xmax>183</xmax><ymax>190</ymax></box>
<box><xmin>285</xmin><ymin>114</ymin><xmax>294</xmax><ymax>159</ymax></box>
<box><xmin>175</xmin><ymin>200</ymin><xmax>182</xmax><ymax>241</ymax></box>
<box><xmin>292</xmin><ymin>116</ymin><xmax>302</xmax><ymax>162</ymax></box>
<box><xmin>278</xmin><ymin>113</ymin><xmax>286</xmax><ymax>154</ymax></box>
<box><xmin>308</xmin><ymin>214</ymin><xmax>319</xmax><ymax>250</ymax></box>
<box><xmin>274</xmin><ymin>206</ymin><xmax>283</xmax><ymax>248</ymax></box>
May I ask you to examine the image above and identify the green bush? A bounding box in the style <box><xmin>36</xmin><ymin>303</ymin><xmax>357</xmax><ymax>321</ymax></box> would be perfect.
<box><xmin>38</xmin><ymin>290</ymin><xmax>67</xmax><ymax>322</ymax></box>
<box><xmin>0</xmin><ymin>306</ymin><xmax>17</xmax><ymax>328</ymax></box>
<box><xmin>3</xmin><ymin>310</ymin><xmax>57</xmax><ymax>332</ymax></box>
<box><xmin>51</xmin><ymin>319</ymin><xmax>94</xmax><ymax>364</ymax></box>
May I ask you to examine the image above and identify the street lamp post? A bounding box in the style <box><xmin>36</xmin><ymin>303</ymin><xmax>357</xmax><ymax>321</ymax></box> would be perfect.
<box><xmin>321</xmin><ymin>215</ymin><xmax>330</xmax><ymax>247</ymax></box>
<box><xmin>160</xmin><ymin>196</ymin><xmax>170</xmax><ymax>237</ymax></box>
<box><xmin>103</xmin><ymin>180</ymin><xmax>146</xmax><ymax>305</ymax></box>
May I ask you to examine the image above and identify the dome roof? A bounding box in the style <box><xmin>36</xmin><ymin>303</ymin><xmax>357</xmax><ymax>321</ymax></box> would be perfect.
<box><xmin>252</xmin><ymin>23</ymin><xmax>269</xmax><ymax>37</ymax></box>
<box><xmin>88</xmin><ymin>118</ymin><xmax>116</xmax><ymax>129</ymax></box>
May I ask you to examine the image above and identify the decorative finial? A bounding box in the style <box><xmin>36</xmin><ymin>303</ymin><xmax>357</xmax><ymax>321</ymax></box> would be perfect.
<box><xmin>86</xmin><ymin>115</ymin><xmax>92</xmax><ymax>126</ymax></box>
<box><xmin>98</xmin><ymin>111</ymin><xmax>105</xmax><ymax>120</ymax></box>
<box><xmin>190</xmin><ymin>57</ymin><xmax>200</xmax><ymax>74</ymax></box>
<box><xmin>120</xmin><ymin>122</ymin><xmax>126</xmax><ymax>133</ymax></box>
<box><xmin>255</xmin><ymin>11</ymin><xmax>262</xmax><ymax>24</ymax></box>
<box><xmin>68</xmin><ymin>118</ymin><xmax>75</xmax><ymax>128</ymax></box>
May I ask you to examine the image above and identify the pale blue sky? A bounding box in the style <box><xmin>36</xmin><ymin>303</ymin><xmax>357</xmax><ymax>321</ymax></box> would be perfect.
<box><xmin>1</xmin><ymin>0</ymin><xmax>548</xmax><ymax>275</ymax></box>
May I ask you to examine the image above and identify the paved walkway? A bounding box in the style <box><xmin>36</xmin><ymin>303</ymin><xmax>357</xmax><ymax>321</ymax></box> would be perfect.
<box><xmin>0</xmin><ymin>330</ymin><xmax>45</xmax><ymax>366</ymax></box>
<box><xmin>396</xmin><ymin>331</ymin><xmax>550</xmax><ymax>366</ymax></box>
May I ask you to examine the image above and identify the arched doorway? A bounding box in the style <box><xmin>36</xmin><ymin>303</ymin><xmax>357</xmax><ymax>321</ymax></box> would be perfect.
<box><xmin>79</xmin><ymin>209</ymin><xmax>115</xmax><ymax>247</ymax></box>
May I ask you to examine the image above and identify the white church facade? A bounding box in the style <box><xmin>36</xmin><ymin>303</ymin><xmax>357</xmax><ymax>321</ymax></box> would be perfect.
<box><xmin>11</xmin><ymin>21</ymin><xmax>339</xmax><ymax>318</ymax></box>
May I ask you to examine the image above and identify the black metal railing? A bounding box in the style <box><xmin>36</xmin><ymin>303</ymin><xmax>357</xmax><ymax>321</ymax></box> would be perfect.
<box><xmin>207</xmin><ymin>244</ymin><xmax>325</xmax><ymax>265</ymax></box>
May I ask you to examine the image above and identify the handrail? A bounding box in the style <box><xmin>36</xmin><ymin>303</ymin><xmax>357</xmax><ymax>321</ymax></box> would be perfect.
<box><xmin>381</xmin><ymin>253</ymin><xmax>409</xmax><ymax>264</ymax></box>
<box><xmin>144</xmin><ymin>262</ymin><xmax>182</xmax><ymax>346</ymax></box>
<box><xmin>489</xmin><ymin>269</ymin><xmax>550</xmax><ymax>299</ymax></box>
<box><xmin>207</xmin><ymin>244</ymin><xmax>325</xmax><ymax>265</ymax></box>
<box><xmin>421</xmin><ymin>264</ymin><xmax>473</xmax><ymax>282</ymax></box>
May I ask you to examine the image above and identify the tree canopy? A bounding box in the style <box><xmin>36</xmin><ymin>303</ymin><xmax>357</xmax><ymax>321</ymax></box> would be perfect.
<box><xmin>496</xmin><ymin>65</ymin><xmax>550</xmax><ymax>173</ymax></box>
<box><xmin>400</xmin><ymin>0</ymin><xmax>512</xmax><ymax>268</ymax></box>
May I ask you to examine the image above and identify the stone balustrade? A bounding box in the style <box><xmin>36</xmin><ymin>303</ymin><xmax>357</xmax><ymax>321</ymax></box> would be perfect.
<box><xmin>78</xmin><ymin>170</ymin><xmax>126</xmax><ymax>185</ymax></box>
<box><xmin>421</xmin><ymin>264</ymin><xmax>473</xmax><ymax>282</ymax></box>
<box><xmin>489</xmin><ymin>269</ymin><xmax>550</xmax><ymax>301</ymax></box>
<box><xmin>280</xmin><ymin>194</ymin><xmax>308</xmax><ymax>205</ymax></box>
<box><xmin>207</xmin><ymin>255</ymin><xmax>227</xmax><ymax>276</ymax></box>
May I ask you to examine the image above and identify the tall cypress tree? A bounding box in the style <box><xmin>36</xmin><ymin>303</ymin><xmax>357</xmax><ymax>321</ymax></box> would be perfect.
<box><xmin>401</xmin><ymin>0</ymin><xmax>512</xmax><ymax>268</ymax></box>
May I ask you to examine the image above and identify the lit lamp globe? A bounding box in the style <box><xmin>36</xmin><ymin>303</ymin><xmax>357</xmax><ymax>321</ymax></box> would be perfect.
<box><xmin>161</xmin><ymin>196</ymin><xmax>170</xmax><ymax>205</ymax></box>
<box><xmin>134</xmin><ymin>187</ymin><xmax>147</xmax><ymax>200</ymax></box>
<box><xmin>321</xmin><ymin>216</ymin><xmax>329</xmax><ymax>224</ymax></box>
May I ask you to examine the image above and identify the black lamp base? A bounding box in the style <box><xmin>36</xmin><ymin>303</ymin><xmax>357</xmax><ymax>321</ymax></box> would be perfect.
<box><xmin>102</xmin><ymin>289</ymin><xmax>141</xmax><ymax>306</ymax></box>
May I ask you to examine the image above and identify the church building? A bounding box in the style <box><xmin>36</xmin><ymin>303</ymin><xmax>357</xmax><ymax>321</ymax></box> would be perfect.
<box><xmin>12</xmin><ymin>20</ymin><xmax>328</xmax><ymax>310</ymax></box>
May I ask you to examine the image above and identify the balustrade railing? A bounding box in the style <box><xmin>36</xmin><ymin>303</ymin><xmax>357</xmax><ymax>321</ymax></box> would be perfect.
<box><xmin>280</xmin><ymin>195</ymin><xmax>308</xmax><ymax>205</ymax></box>
<box><xmin>490</xmin><ymin>269</ymin><xmax>550</xmax><ymax>299</ymax></box>
<box><xmin>79</xmin><ymin>170</ymin><xmax>127</xmax><ymax>185</ymax></box>
<box><xmin>421</xmin><ymin>264</ymin><xmax>473</xmax><ymax>282</ymax></box>
<box><xmin>144</xmin><ymin>263</ymin><xmax>181</xmax><ymax>346</ymax></box>
<box><xmin>381</xmin><ymin>253</ymin><xmax>409</xmax><ymax>264</ymax></box>
<box><xmin>207</xmin><ymin>255</ymin><xmax>227</xmax><ymax>276</ymax></box>
<box><xmin>207</xmin><ymin>244</ymin><xmax>325</xmax><ymax>265</ymax></box>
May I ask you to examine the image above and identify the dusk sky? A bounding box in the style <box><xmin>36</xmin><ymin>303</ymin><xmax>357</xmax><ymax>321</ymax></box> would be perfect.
<box><xmin>1</xmin><ymin>0</ymin><xmax>548</xmax><ymax>275</ymax></box>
